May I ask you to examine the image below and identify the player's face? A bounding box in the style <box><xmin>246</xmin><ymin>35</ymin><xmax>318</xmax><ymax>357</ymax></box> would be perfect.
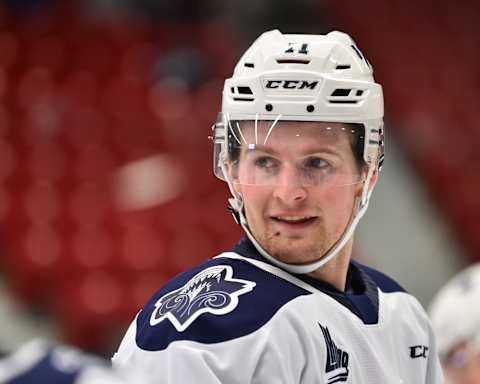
<box><xmin>231</xmin><ymin>121</ymin><xmax>364</xmax><ymax>266</ymax></box>
<box><xmin>443</xmin><ymin>343</ymin><xmax>480</xmax><ymax>384</ymax></box>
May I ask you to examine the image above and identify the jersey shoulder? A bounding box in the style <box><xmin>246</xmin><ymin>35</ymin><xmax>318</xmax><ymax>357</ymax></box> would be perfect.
<box><xmin>135</xmin><ymin>255</ymin><xmax>312</xmax><ymax>351</ymax></box>
<box><xmin>353</xmin><ymin>261</ymin><xmax>407</xmax><ymax>294</ymax></box>
<box><xmin>354</xmin><ymin>262</ymin><xmax>434</xmax><ymax>337</ymax></box>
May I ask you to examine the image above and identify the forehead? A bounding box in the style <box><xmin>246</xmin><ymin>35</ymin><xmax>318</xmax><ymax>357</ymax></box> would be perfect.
<box><xmin>234</xmin><ymin>120</ymin><xmax>356</xmax><ymax>150</ymax></box>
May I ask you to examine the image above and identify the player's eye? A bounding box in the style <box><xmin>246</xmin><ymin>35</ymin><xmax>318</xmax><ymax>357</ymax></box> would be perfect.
<box><xmin>255</xmin><ymin>156</ymin><xmax>279</xmax><ymax>170</ymax></box>
<box><xmin>303</xmin><ymin>156</ymin><xmax>329</xmax><ymax>170</ymax></box>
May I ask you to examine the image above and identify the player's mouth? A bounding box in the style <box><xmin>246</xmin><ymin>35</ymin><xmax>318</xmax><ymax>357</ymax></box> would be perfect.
<box><xmin>270</xmin><ymin>215</ymin><xmax>318</xmax><ymax>228</ymax></box>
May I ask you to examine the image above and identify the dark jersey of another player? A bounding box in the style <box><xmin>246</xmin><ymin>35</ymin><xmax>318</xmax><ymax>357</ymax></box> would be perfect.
<box><xmin>0</xmin><ymin>340</ymin><xmax>151</xmax><ymax>384</ymax></box>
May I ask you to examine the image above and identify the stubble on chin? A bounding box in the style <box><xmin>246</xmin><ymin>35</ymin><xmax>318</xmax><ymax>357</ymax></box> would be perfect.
<box><xmin>260</xmin><ymin>229</ymin><xmax>327</xmax><ymax>265</ymax></box>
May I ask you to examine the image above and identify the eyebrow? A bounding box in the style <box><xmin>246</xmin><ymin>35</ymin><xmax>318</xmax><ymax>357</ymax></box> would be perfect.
<box><xmin>244</xmin><ymin>145</ymin><xmax>343</xmax><ymax>158</ymax></box>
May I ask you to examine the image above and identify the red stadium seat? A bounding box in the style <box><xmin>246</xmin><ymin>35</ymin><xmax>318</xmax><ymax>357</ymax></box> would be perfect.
<box><xmin>167</xmin><ymin>224</ymin><xmax>217</xmax><ymax>274</ymax></box>
<box><xmin>74</xmin><ymin>145</ymin><xmax>116</xmax><ymax>183</ymax></box>
<box><xmin>16</xmin><ymin>67</ymin><xmax>56</xmax><ymax>110</ymax></box>
<box><xmin>0</xmin><ymin>31</ymin><xmax>19</xmax><ymax>68</ymax></box>
<box><xmin>148</xmin><ymin>82</ymin><xmax>192</xmax><ymax>123</ymax></box>
<box><xmin>119</xmin><ymin>223</ymin><xmax>168</xmax><ymax>272</ymax></box>
<box><xmin>61</xmin><ymin>70</ymin><xmax>100</xmax><ymax>108</ymax></box>
<box><xmin>0</xmin><ymin>104</ymin><xmax>10</xmax><ymax>135</ymax></box>
<box><xmin>0</xmin><ymin>137</ymin><xmax>16</xmax><ymax>183</ymax></box>
<box><xmin>5</xmin><ymin>225</ymin><xmax>63</xmax><ymax>305</ymax></box>
<box><xmin>28</xmin><ymin>142</ymin><xmax>65</xmax><ymax>181</ymax></box>
<box><xmin>68</xmin><ymin>182</ymin><xmax>111</xmax><ymax>226</ymax></box>
<box><xmin>54</xmin><ymin>271</ymin><xmax>125</xmax><ymax>351</ymax></box>
<box><xmin>70</xmin><ymin>226</ymin><xmax>114</xmax><ymax>271</ymax></box>
<box><xmin>26</xmin><ymin>35</ymin><xmax>67</xmax><ymax>73</ymax></box>
<box><xmin>23</xmin><ymin>181</ymin><xmax>60</xmax><ymax>224</ymax></box>
<box><xmin>62</xmin><ymin>106</ymin><xmax>107</xmax><ymax>149</ymax></box>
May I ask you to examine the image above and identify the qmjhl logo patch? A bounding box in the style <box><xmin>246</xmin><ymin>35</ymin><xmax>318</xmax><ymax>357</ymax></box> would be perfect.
<box><xmin>320</xmin><ymin>324</ymin><xmax>350</xmax><ymax>383</ymax></box>
<box><xmin>150</xmin><ymin>265</ymin><xmax>255</xmax><ymax>332</ymax></box>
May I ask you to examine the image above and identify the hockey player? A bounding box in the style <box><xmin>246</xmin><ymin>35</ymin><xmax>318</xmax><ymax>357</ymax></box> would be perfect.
<box><xmin>113</xmin><ymin>30</ymin><xmax>443</xmax><ymax>383</ymax></box>
<box><xmin>0</xmin><ymin>339</ymin><xmax>154</xmax><ymax>384</ymax></box>
<box><xmin>429</xmin><ymin>263</ymin><xmax>480</xmax><ymax>384</ymax></box>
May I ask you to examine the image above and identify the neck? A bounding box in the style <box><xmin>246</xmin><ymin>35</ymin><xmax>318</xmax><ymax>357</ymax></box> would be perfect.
<box><xmin>306</xmin><ymin>237</ymin><xmax>354</xmax><ymax>291</ymax></box>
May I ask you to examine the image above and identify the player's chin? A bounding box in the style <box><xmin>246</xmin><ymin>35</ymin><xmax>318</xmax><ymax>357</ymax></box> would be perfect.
<box><xmin>266</xmin><ymin>236</ymin><xmax>323</xmax><ymax>265</ymax></box>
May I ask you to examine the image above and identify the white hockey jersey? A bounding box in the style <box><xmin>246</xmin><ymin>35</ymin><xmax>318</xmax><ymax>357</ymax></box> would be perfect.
<box><xmin>113</xmin><ymin>237</ymin><xmax>443</xmax><ymax>383</ymax></box>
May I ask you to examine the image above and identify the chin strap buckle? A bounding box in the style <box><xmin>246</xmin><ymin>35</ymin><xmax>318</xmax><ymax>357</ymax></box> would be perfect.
<box><xmin>227</xmin><ymin>198</ymin><xmax>241</xmax><ymax>225</ymax></box>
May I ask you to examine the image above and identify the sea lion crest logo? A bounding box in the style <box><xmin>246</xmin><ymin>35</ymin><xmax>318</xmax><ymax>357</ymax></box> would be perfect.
<box><xmin>150</xmin><ymin>265</ymin><xmax>255</xmax><ymax>331</ymax></box>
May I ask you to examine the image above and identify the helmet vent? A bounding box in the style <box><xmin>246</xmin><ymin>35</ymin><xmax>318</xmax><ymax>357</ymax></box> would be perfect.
<box><xmin>335</xmin><ymin>64</ymin><xmax>351</xmax><ymax>70</ymax></box>
<box><xmin>329</xmin><ymin>88</ymin><xmax>366</xmax><ymax>104</ymax></box>
<box><xmin>331</xmin><ymin>89</ymin><xmax>351</xmax><ymax>97</ymax></box>
<box><xmin>230</xmin><ymin>86</ymin><xmax>254</xmax><ymax>101</ymax></box>
<box><xmin>232</xmin><ymin>97</ymin><xmax>254</xmax><ymax>102</ymax></box>
<box><xmin>276</xmin><ymin>59</ymin><xmax>311</xmax><ymax>65</ymax></box>
<box><xmin>244</xmin><ymin>63</ymin><xmax>255</xmax><ymax>68</ymax></box>
<box><xmin>329</xmin><ymin>100</ymin><xmax>358</xmax><ymax>104</ymax></box>
<box><xmin>237</xmin><ymin>87</ymin><xmax>253</xmax><ymax>95</ymax></box>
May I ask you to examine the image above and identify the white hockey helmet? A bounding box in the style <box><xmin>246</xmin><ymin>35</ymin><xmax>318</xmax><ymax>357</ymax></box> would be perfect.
<box><xmin>212</xmin><ymin>30</ymin><xmax>384</xmax><ymax>274</ymax></box>
<box><xmin>429</xmin><ymin>263</ymin><xmax>480</xmax><ymax>360</ymax></box>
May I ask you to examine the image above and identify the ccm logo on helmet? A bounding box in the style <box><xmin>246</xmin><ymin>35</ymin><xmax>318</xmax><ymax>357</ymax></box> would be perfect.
<box><xmin>264</xmin><ymin>80</ymin><xmax>319</xmax><ymax>90</ymax></box>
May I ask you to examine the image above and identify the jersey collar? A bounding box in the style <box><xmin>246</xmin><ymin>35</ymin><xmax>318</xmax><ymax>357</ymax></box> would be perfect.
<box><xmin>230</xmin><ymin>236</ymin><xmax>380</xmax><ymax>324</ymax></box>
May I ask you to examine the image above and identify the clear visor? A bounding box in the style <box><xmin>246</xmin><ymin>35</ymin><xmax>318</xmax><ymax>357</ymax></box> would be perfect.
<box><xmin>213</xmin><ymin>114</ymin><xmax>365</xmax><ymax>188</ymax></box>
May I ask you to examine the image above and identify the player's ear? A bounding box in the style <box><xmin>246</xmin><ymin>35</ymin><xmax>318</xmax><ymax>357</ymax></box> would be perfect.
<box><xmin>355</xmin><ymin>166</ymin><xmax>378</xmax><ymax>196</ymax></box>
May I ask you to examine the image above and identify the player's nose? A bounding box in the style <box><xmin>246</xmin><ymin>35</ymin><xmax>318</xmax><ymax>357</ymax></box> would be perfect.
<box><xmin>272</xmin><ymin>166</ymin><xmax>308</xmax><ymax>204</ymax></box>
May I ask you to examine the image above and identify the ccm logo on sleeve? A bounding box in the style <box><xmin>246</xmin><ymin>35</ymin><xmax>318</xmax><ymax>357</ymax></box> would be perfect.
<box><xmin>410</xmin><ymin>345</ymin><xmax>429</xmax><ymax>359</ymax></box>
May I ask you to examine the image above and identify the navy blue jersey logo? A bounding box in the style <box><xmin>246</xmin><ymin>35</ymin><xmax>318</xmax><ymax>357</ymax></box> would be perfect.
<box><xmin>150</xmin><ymin>265</ymin><xmax>256</xmax><ymax>332</ymax></box>
<box><xmin>320</xmin><ymin>324</ymin><xmax>350</xmax><ymax>383</ymax></box>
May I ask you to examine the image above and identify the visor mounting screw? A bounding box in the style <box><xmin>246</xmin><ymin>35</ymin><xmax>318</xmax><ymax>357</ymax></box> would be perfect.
<box><xmin>306</xmin><ymin>105</ymin><xmax>314</xmax><ymax>112</ymax></box>
<box><xmin>265</xmin><ymin>104</ymin><xmax>273</xmax><ymax>112</ymax></box>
